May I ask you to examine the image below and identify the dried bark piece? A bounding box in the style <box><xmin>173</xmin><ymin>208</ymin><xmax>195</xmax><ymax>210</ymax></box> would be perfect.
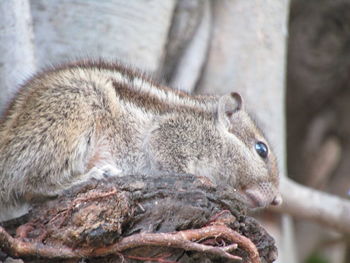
<box><xmin>0</xmin><ymin>174</ymin><xmax>277</xmax><ymax>262</ymax></box>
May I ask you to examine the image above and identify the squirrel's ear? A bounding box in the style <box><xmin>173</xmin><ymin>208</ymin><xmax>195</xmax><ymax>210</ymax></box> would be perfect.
<box><xmin>217</xmin><ymin>92</ymin><xmax>243</xmax><ymax>126</ymax></box>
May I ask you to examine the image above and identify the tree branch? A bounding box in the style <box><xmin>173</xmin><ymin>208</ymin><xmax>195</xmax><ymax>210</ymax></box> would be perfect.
<box><xmin>275</xmin><ymin>177</ymin><xmax>350</xmax><ymax>233</ymax></box>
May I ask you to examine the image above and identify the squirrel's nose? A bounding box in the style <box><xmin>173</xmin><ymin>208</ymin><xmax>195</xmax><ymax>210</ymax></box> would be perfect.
<box><xmin>271</xmin><ymin>193</ymin><xmax>283</xmax><ymax>206</ymax></box>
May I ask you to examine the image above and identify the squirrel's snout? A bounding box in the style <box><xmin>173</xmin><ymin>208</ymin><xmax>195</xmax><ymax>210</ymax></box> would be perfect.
<box><xmin>241</xmin><ymin>183</ymin><xmax>281</xmax><ymax>209</ymax></box>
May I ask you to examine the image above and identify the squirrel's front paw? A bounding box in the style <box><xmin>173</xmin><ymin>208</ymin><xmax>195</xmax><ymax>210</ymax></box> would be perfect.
<box><xmin>72</xmin><ymin>165</ymin><xmax>124</xmax><ymax>186</ymax></box>
<box><xmin>101</xmin><ymin>165</ymin><xmax>123</xmax><ymax>178</ymax></box>
<box><xmin>87</xmin><ymin>165</ymin><xmax>123</xmax><ymax>180</ymax></box>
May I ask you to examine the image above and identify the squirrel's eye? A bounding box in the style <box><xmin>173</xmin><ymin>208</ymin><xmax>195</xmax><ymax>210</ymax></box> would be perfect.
<box><xmin>255</xmin><ymin>141</ymin><xmax>268</xmax><ymax>158</ymax></box>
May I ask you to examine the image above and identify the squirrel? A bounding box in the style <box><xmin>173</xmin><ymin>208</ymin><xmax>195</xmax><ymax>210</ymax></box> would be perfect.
<box><xmin>0</xmin><ymin>60</ymin><xmax>282</xmax><ymax>222</ymax></box>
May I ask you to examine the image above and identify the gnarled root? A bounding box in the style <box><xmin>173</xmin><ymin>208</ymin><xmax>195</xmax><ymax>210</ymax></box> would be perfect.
<box><xmin>0</xmin><ymin>223</ymin><xmax>260</xmax><ymax>262</ymax></box>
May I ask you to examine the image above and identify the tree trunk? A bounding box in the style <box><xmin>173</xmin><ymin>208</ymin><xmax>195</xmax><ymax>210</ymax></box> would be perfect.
<box><xmin>194</xmin><ymin>1</ymin><xmax>294</xmax><ymax>262</ymax></box>
<box><xmin>30</xmin><ymin>0</ymin><xmax>176</xmax><ymax>73</ymax></box>
<box><xmin>0</xmin><ymin>0</ymin><xmax>36</xmax><ymax>114</ymax></box>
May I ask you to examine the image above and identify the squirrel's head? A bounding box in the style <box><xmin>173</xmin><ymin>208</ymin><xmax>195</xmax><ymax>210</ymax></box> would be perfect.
<box><xmin>145</xmin><ymin>92</ymin><xmax>281</xmax><ymax>209</ymax></box>
<box><xmin>214</xmin><ymin>92</ymin><xmax>281</xmax><ymax>209</ymax></box>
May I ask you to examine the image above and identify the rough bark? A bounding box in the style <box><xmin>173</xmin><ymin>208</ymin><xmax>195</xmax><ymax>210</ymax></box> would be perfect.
<box><xmin>0</xmin><ymin>174</ymin><xmax>277</xmax><ymax>263</ymax></box>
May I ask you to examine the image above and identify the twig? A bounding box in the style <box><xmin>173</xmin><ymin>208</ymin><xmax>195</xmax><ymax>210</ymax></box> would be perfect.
<box><xmin>125</xmin><ymin>253</ymin><xmax>176</xmax><ymax>263</ymax></box>
<box><xmin>205</xmin><ymin>210</ymin><xmax>232</xmax><ymax>225</ymax></box>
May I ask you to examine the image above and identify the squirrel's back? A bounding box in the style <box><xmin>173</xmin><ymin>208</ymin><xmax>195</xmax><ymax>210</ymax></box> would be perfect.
<box><xmin>1</xmin><ymin>60</ymin><xmax>217</xmax><ymax>125</ymax></box>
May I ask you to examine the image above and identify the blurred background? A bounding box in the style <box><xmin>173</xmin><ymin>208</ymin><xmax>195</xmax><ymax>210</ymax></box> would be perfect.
<box><xmin>288</xmin><ymin>0</ymin><xmax>350</xmax><ymax>262</ymax></box>
<box><xmin>1</xmin><ymin>1</ymin><xmax>350</xmax><ymax>262</ymax></box>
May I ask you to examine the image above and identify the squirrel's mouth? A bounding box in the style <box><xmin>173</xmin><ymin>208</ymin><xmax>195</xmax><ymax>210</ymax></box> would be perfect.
<box><xmin>243</xmin><ymin>190</ymin><xmax>264</xmax><ymax>208</ymax></box>
<box><xmin>239</xmin><ymin>184</ymin><xmax>279</xmax><ymax>209</ymax></box>
<box><xmin>239</xmin><ymin>185</ymin><xmax>282</xmax><ymax>209</ymax></box>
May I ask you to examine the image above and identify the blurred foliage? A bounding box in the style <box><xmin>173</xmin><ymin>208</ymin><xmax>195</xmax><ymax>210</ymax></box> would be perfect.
<box><xmin>305</xmin><ymin>253</ymin><xmax>329</xmax><ymax>263</ymax></box>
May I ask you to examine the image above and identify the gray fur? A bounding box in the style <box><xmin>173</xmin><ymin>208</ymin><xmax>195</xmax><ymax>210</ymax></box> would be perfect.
<box><xmin>0</xmin><ymin>61</ymin><xmax>280</xmax><ymax>221</ymax></box>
